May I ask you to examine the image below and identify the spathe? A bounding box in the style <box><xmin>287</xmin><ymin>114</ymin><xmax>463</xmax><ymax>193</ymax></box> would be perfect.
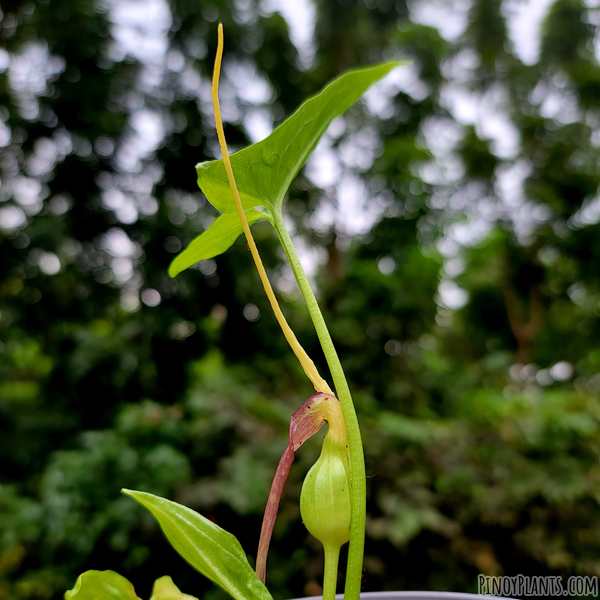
<box><xmin>256</xmin><ymin>393</ymin><xmax>346</xmax><ymax>583</ymax></box>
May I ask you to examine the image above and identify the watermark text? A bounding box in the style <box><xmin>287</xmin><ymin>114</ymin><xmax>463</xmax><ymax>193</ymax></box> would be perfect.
<box><xmin>478</xmin><ymin>575</ymin><xmax>598</xmax><ymax>597</ymax></box>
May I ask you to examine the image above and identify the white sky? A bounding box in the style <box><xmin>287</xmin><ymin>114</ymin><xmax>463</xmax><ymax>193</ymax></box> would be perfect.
<box><xmin>260</xmin><ymin>0</ymin><xmax>317</xmax><ymax>69</ymax></box>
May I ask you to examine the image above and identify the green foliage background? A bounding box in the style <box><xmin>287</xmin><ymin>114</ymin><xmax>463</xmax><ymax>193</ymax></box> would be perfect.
<box><xmin>1</xmin><ymin>0</ymin><xmax>600</xmax><ymax>599</ymax></box>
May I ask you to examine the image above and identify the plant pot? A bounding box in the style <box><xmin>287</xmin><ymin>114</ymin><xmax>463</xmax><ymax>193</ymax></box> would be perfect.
<box><xmin>294</xmin><ymin>592</ymin><xmax>515</xmax><ymax>600</ymax></box>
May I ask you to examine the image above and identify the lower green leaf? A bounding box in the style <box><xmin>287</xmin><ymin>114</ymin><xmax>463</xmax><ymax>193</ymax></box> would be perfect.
<box><xmin>123</xmin><ymin>489</ymin><xmax>273</xmax><ymax>600</ymax></box>
<box><xmin>150</xmin><ymin>576</ymin><xmax>198</xmax><ymax>600</ymax></box>
<box><xmin>168</xmin><ymin>209</ymin><xmax>267</xmax><ymax>277</ymax></box>
<box><xmin>65</xmin><ymin>570</ymin><xmax>139</xmax><ymax>600</ymax></box>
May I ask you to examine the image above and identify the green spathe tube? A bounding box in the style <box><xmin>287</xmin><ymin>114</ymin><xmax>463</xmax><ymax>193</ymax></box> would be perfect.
<box><xmin>300</xmin><ymin>410</ymin><xmax>351</xmax><ymax>600</ymax></box>
<box><xmin>300</xmin><ymin>432</ymin><xmax>351</xmax><ymax>548</ymax></box>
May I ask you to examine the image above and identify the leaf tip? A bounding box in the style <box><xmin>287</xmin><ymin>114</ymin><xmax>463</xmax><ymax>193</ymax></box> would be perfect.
<box><xmin>122</xmin><ymin>489</ymin><xmax>150</xmax><ymax>510</ymax></box>
<box><xmin>168</xmin><ymin>259</ymin><xmax>181</xmax><ymax>278</ymax></box>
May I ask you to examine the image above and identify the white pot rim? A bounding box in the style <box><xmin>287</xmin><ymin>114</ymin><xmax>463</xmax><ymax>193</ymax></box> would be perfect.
<box><xmin>292</xmin><ymin>592</ymin><xmax>515</xmax><ymax>600</ymax></box>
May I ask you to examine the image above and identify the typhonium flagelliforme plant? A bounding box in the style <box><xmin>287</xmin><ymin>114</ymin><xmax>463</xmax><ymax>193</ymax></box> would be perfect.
<box><xmin>65</xmin><ymin>24</ymin><xmax>403</xmax><ymax>600</ymax></box>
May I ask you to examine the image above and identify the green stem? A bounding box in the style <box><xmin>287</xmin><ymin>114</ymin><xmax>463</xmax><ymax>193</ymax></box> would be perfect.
<box><xmin>323</xmin><ymin>544</ymin><xmax>341</xmax><ymax>600</ymax></box>
<box><xmin>273</xmin><ymin>211</ymin><xmax>365</xmax><ymax>600</ymax></box>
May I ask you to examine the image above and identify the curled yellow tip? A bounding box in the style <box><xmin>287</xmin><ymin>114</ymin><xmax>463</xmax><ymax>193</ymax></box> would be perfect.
<box><xmin>211</xmin><ymin>25</ymin><xmax>332</xmax><ymax>395</ymax></box>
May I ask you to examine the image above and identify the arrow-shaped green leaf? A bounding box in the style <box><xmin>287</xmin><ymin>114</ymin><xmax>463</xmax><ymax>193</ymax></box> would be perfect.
<box><xmin>168</xmin><ymin>208</ymin><xmax>267</xmax><ymax>277</ymax></box>
<box><xmin>196</xmin><ymin>62</ymin><xmax>401</xmax><ymax>215</ymax></box>
<box><xmin>123</xmin><ymin>490</ymin><xmax>273</xmax><ymax>600</ymax></box>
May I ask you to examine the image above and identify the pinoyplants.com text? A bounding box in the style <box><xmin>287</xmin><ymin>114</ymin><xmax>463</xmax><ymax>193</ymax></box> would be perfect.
<box><xmin>478</xmin><ymin>575</ymin><xmax>598</xmax><ymax>597</ymax></box>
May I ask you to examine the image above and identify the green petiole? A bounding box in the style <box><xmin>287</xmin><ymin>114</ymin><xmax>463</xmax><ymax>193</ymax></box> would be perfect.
<box><xmin>273</xmin><ymin>213</ymin><xmax>366</xmax><ymax>600</ymax></box>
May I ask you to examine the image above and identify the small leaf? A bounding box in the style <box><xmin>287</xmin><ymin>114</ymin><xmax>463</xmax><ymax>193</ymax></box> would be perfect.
<box><xmin>150</xmin><ymin>576</ymin><xmax>198</xmax><ymax>600</ymax></box>
<box><xmin>123</xmin><ymin>490</ymin><xmax>273</xmax><ymax>600</ymax></box>
<box><xmin>197</xmin><ymin>62</ymin><xmax>403</xmax><ymax>215</ymax></box>
<box><xmin>65</xmin><ymin>570</ymin><xmax>139</xmax><ymax>600</ymax></box>
<box><xmin>169</xmin><ymin>209</ymin><xmax>267</xmax><ymax>277</ymax></box>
